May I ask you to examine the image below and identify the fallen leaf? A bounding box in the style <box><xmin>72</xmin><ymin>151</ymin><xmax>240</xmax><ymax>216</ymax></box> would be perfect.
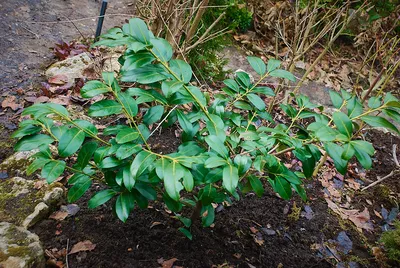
<box><xmin>48</xmin><ymin>74</ymin><xmax>68</xmax><ymax>85</ymax></box>
<box><xmin>1</xmin><ymin>96</ymin><xmax>23</xmax><ymax>111</ymax></box>
<box><xmin>150</xmin><ymin>221</ymin><xmax>163</xmax><ymax>229</ymax></box>
<box><xmin>34</xmin><ymin>96</ymin><xmax>50</xmax><ymax>103</ymax></box>
<box><xmin>159</xmin><ymin>258</ymin><xmax>177</xmax><ymax>268</ymax></box>
<box><xmin>49</xmin><ymin>211</ymin><xmax>69</xmax><ymax>221</ymax></box>
<box><xmin>69</xmin><ymin>240</ymin><xmax>96</xmax><ymax>255</ymax></box>
<box><xmin>326</xmin><ymin>198</ymin><xmax>373</xmax><ymax>232</ymax></box>
<box><xmin>336</xmin><ymin>231</ymin><xmax>353</xmax><ymax>254</ymax></box>
<box><xmin>34</xmin><ymin>180</ymin><xmax>45</xmax><ymax>189</ymax></box>
<box><xmin>249</xmin><ymin>226</ymin><xmax>258</xmax><ymax>234</ymax></box>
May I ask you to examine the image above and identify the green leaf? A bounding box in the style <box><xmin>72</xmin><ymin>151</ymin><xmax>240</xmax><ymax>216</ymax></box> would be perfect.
<box><xmin>236</xmin><ymin>72</ymin><xmax>251</xmax><ymax>88</ymax></box>
<box><xmin>383</xmin><ymin>109</ymin><xmax>400</xmax><ymax>122</ymax></box>
<box><xmin>324</xmin><ymin>142</ymin><xmax>348</xmax><ymax>175</ymax></box>
<box><xmin>170</xmin><ymin>59</ymin><xmax>192</xmax><ymax>83</ymax></box>
<box><xmin>269</xmin><ymin>69</ymin><xmax>296</xmax><ymax>82</ymax></box>
<box><xmin>385</xmin><ymin>101</ymin><xmax>400</xmax><ymax>109</ymax></box>
<box><xmin>313</xmin><ymin>125</ymin><xmax>338</xmax><ymax>142</ymax></box>
<box><xmin>223</xmin><ymin>79</ymin><xmax>240</xmax><ymax>92</ymax></box>
<box><xmin>222</xmin><ymin>164</ymin><xmax>239</xmax><ymax>194</ymax></box>
<box><xmin>368</xmin><ymin>96</ymin><xmax>382</xmax><ymax>109</ymax></box>
<box><xmin>247</xmin><ymin>56</ymin><xmax>266</xmax><ymax>76</ymax></box>
<box><xmin>162</xmin><ymin>80</ymin><xmax>184</xmax><ymax>97</ymax></box>
<box><xmin>267</xmin><ymin>59</ymin><xmax>281</xmax><ymax>73</ymax></box>
<box><xmin>182</xmin><ymin>169</ymin><xmax>194</xmax><ymax>192</ymax></box>
<box><xmin>122</xmin><ymin>165</ymin><xmax>135</xmax><ymax>191</ymax></box>
<box><xmin>178</xmin><ymin>228</ymin><xmax>192</xmax><ymax>240</ymax></box>
<box><xmin>81</xmin><ymin>80</ymin><xmax>109</xmax><ymax>98</ymax></box>
<box><xmin>26</xmin><ymin>158</ymin><xmax>51</xmax><ymax>176</ymax></box>
<box><xmin>247</xmin><ymin>93</ymin><xmax>266</xmax><ymax>110</ymax></box>
<box><xmin>143</xmin><ymin>105</ymin><xmax>164</xmax><ymax>125</ymax></box>
<box><xmin>274</xmin><ymin>176</ymin><xmax>292</xmax><ymax>200</ymax></box>
<box><xmin>116</xmin><ymin>128</ymin><xmax>139</xmax><ymax>144</ymax></box>
<box><xmin>234</xmin><ymin>155</ymin><xmax>251</xmax><ymax>175</ymax></box>
<box><xmin>94</xmin><ymin>147</ymin><xmax>110</xmax><ymax>164</ymax></box>
<box><xmin>155</xmin><ymin>158</ymin><xmax>168</xmax><ymax>179</ymax></box>
<box><xmin>123</xmin><ymin>18</ymin><xmax>151</xmax><ymax>44</ymax></box>
<box><xmin>252</xmin><ymin>87</ymin><xmax>275</xmax><ymax>96</ymax></box>
<box><xmin>122</xmin><ymin>52</ymin><xmax>155</xmax><ymax>72</ymax></box>
<box><xmin>135</xmin><ymin>182</ymin><xmax>157</xmax><ymax>200</ymax></box>
<box><xmin>163</xmin><ymin>192</ymin><xmax>182</xmax><ymax>212</ymax></box>
<box><xmin>150</xmin><ymin>38</ymin><xmax>173</xmax><ymax>62</ymax></box>
<box><xmin>15</xmin><ymin>134</ymin><xmax>54</xmax><ymax>151</ymax></box>
<box><xmin>130</xmin><ymin>151</ymin><xmax>157</xmax><ymax>179</ymax></box>
<box><xmin>115</xmin><ymin>192</ymin><xmax>135</xmax><ymax>222</ymax></box>
<box><xmin>205</xmin><ymin>135</ymin><xmax>228</xmax><ymax>158</ymax></box>
<box><xmin>187</xmin><ymin>86</ymin><xmax>207</xmax><ymax>107</ymax></box>
<box><xmin>329</xmin><ymin>91</ymin><xmax>343</xmax><ymax>109</ymax></box>
<box><xmin>121</xmin><ymin>65</ymin><xmax>167</xmax><ymax>84</ymax></box>
<box><xmin>204</xmin><ymin>156</ymin><xmax>227</xmax><ymax>168</ymax></box>
<box><xmin>58</xmin><ymin>128</ymin><xmax>85</xmax><ymax>157</ymax></box>
<box><xmin>118</xmin><ymin>92</ymin><xmax>138</xmax><ymax>117</ymax></box>
<box><xmin>333</xmin><ymin>112</ymin><xmax>353</xmax><ymax>138</ymax></box>
<box><xmin>68</xmin><ymin>176</ymin><xmax>92</xmax><ymax>202</ymax></box>
<box><xmin>76</xmin><ymin>141</ymin><xmax>98</xmax><ymax>169</ymax></box>
<box><xmin>176</xmin><ymin>110</ymin><xmax>194</xmax><ymax>137</ymax></box>
<box><xmin>11</xmin><ymin>125</ymin><xmax>41</xmax><ymax>139</ymax></box>
<box><xmin>350</xmin><ymin>140</ymin><xmax>374</xmax><ymax>156</ymax></box>
<box><xmin>88</xmin><ymin>100</ymin><xmax>122</xmax><ymax>117</ymax></box>
<box><xmin>361</xmin><ymin>116</ymin><xmax>399</xmax><ymax>134</ymax></box>
<box><xmin>88</xmin><ymin>189</ymin><xmax>116</xmax><ymax>208</ymax></box>
<box><xmin>116</xmin><ymin>144</ymin><xmax>142</xmax><ymax>160</ymax></box>
<box><xmin>347</xmin><ymin>97</ymin><xmax>363</xmax><ymax>118</ymax></box>
<box><xmin>354</xmin><ymin>149</ymin><xmax>372</xmax><ymax>169</ymax></box>
<box><xmin>74</xmin><ymin>120</ymin><xmax>98</xmax><ymax>136</ymax></box>
<box><xmin>68</xmin><ymin>174</ymin><xmax>89</xmax><ymax>185</ymax></box>
<box><xmin>292</xmin><ymin>184</ymin><xmax>307</xmax><ymax>201</ymax></box>
<box><xmin>100</xmin><ymin>157</ymin><xmax>123</xmax><ymax>169</ymax></box>
<box><xmin>233</xmin><ymin>101</ymin><xmax>253</xmax><ymax>110</ymax></box>
<box><xmin>164</xmin><ymin>162</ymin><xmax>184</xmax><ymax>201</ymax></box>
<box><xmin>132</xmin><ymin>189</ymin><xmax>148</xmax><ymax>208</ymax></box>
<box><xmin>341</xmin><ymin>143</ymin><xmax>355</xmax><ymax>160</ymax></box>
<box><xmin>201</xmin><ymin>204</ymin><xmax>215</xmax><ymax>227</ymax></box>
<box><xmin>249</xmin><ymin>175</ymin><xmax>264</xmax><ymax>197</ymax></box>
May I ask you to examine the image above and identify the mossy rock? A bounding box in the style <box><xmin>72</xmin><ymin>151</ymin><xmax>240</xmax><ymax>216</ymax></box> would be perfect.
<box><xmin>0</xmin><ymin>222</ymin><xmax>45</xmax><ymax>268</ymax></box>
<box><xmin>0</xmin><ymin>177</ymin><xmax>64</xmax><ymax>227</ymax></box>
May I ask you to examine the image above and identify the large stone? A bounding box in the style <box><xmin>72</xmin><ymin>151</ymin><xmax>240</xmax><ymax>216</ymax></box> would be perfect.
<box><xmin>0</xmin><ymin>150</ymin><xmax>38</xmax><ymax>178</ymax></box>
<box><xmin>0</xmin><ymin>222</ymin><xmax>45</xmax><ymax>268</ymax></box>
<box><xmin>0</xmin><ymin>177</ymin><xmax>65</xmax><ymax>227</ymax></box>
<box><xmin>45</xmin><ymin>53</ymin><xmax>92</xmax><ymax>84</ymax></box>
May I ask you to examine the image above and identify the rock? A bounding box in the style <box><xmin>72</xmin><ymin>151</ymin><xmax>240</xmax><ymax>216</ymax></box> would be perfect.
<box><xmin>0</xmin><ymin>222</ymin><xmax>45</xmax><ymax>268</ymax></box>
<box><xmin>102</xmin><ymin>53</ymin><xmax>121</xmax><ymax>74</ymax></box>
<box><xmin>0</xmin><ymin>150</ymin><xmax>38</xmax><ymax>177</ymax></box>
<box><xmin>22</xmin><ymin>202</ymin><xmax>49</xmax><ymax>228</ymax></box>
<box><xmin>261</xmin><ymin>228</ymin><xmax>276</xmax><ymax>236</ymax></box>
<box><xmin>0</xmin><ymin>177</ymin><xmax>65</xmax><ymax>227</ymax></box>
<box><xmin>45</xmin><ymin>53</ymin><xmax>92</xmax><ymax>84</ymax></box>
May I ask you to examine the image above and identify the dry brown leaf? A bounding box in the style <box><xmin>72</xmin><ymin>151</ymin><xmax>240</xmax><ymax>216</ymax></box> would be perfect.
<box><xmin>49</xmin><ymin>211</ymin><xmax>69</xmax><ymax>221</ymax></box>
<box><xmin>69</xmin><ymin>240</ymin><xmax>96</xmax><ymax>255</ymax></box>
<box><xmin>1</xmin><ymin>96</ymin><xmax>23</xmax><ymax>111</ymax></box>
<box><xmin>326</xmin><ymin>198</ymin><xmax>373</xmax><ymax>232</ymax></box>
<box><xmin>48</xmin><ymin>74</ymin><xmax>68</xmax><ymax>85</ymax></box>
<box><xmin>150</xmin><ymin>221</ymin><xmax>163</xmax><ymax>229</ymax></box>
<box><xmin>160</xmin><ymin>258</ymin><xmax>178</xmax><ymax>268</ymax></box>
<box><xmin>249</xmin><ymin>227</ymin><xmax>258</xmax><ymax>234</ymax></box>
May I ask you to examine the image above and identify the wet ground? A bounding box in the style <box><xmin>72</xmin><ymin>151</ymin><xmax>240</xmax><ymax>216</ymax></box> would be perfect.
<box><xmin>0</xmin><ymin>0</ymin><xmax>134</xmax><ymax>162</ymax></box>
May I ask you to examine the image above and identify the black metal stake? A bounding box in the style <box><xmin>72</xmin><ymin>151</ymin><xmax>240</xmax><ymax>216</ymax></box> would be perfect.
<box><xmin>95</xmin><ymin>0</ymin><xmax>108</xmax><ymax>40</ymax></box>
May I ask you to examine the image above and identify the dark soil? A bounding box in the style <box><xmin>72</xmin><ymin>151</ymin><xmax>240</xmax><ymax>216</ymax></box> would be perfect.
<box><xmin>31</xmin><ymin>128</ymin><xmax>400</xmax><ymax>268</ymax></box>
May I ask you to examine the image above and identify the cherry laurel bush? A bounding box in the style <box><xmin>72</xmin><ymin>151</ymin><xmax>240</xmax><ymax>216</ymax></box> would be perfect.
<box><xmin>13</xmin><ymin>18</ymin><xmax>400</xmax><ymax>239</ymax></box>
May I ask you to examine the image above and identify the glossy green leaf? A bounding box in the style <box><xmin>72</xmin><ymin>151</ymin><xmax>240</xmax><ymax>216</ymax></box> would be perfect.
<box><xmin>67</xmin><ymin>176</ymin><xmax>91</xmax><ymax>202</ymax></box>
<box><xmin>122</xmin><ymin>165</ymin><xmax>135</xmax><ymax>191</ymax></box>
<box><xmin>249</xmin><ymin>175</ymin><xmax>264</xmax><ymax>197</ymax></box>
<box><xmin>354</xmin><ymin>149</ymin><xmax>372</xmax><ymax>169</ymax></box>
<box><xmin>329</xmin><ymin>90</ymin><xmax>343</xmax><ymax>109</ymax></box>
<box><xmin>170</xmin><ymin>59</ymin><xmax>192</xmax><ymax>83</ymax></box>
<box><xmin>361</xmin><ymin>116</ymin><xmax>399</xmax><ymax>134</ymax></box>
<box><xmin>135</xmin><ymin>182</ymin><xmax>157</xmax><ymax>200</ymax></box>
<box><xmin>150</xmin><ymin>38</ymin><xmax>173</xmax><ymax>62</ymax></box>
<box><xmin>26</xmin><ymin>158</ymin><xmax>51</xmax><ymax>176</ymax></box>
<box><xmin>247</xmin><ymin>93</ymin><xmax>266</xmax><ymax>110</ymax></box>
<box><xmin>121</xmin><ymin>65</ymin><xmax>167</xmax><ymax>84</ymax></box>
<box><xmin>58</xmin><ymin>128</ymin><xmax>85</xmax><ymax>157</ymax></box>
<box><xmin>81</xmin><ymin>80</ymin><xmax>109</xmax><ymax>98</ymax></box>
<box><xmin>182</xmin><ymin>169</ymin><xmax>194</xmax><ymax>192</ymax></box>
<box><xmin>247</xmin><ymin>56</ymin><xmax>266</xmax><ymax>76</ymax></box>
<box><xmin>76</xmin><ymin>141</ymin><xmax>98</xmax><ymax>169</ymax></box>
<box><xmin>222</xmin><ymin>164</ymin><xmax>239</xmax><ymax>194</ymax></box>
<box><xmin>11</xmin><ymin>125</ymin><xmax>41</xmax><ymax>139</ymax></box>
<box><xmin>267</xmin><ymin>59</ymin><xmax>281</xmax><ymax>73</ymax></box>
<box><xmin>333</xmin><ymin>112</ymin><xmax>353</xmax><ymax>138</ymax></box>
<box><xmin>100</xmin><ymin>157</ymin><xmax>123</xmax><ymax>169</ymax></box>
<box><xmin>204</xmin><ymin>156</ymin><xmax>227</xmax><ymax>168</ymax></box>
<box><xmin>205</xmin><ymin>135</ymin><xmax>228</xmax><ymax>158</ymax></box>
<box><xmin>236</xmin><ymin>72</ymin><xmax>251</xmax><ymax>88</ymax></box>
<box><xmin>15</xmin><ymin>134</ymin><xmax>54</xmax><ymax>151</ymax></box>
<box><xmin>223</xmin><ymin>79</ymin><xmax>240</xmax><ymax>92</ymax></box>
<box><xmin>201</xmin><ymin>204</ymin><xmax>215</xmax><ymax>227</ymax></box>
<box><xmin>115</xmin><ymin>192</ymin><xmax>135</xmax><ymax>222</ymax></box>
<box><xmin>324</xmin><ymin>142</ymin><xmax>348</xmax><ymax>175</ymax></box>
<box><xmin>233</xmin><ymin>101</ymin><xmax>253</xmax><ymax>110</ymax></box>
<box><xmin>143</xmin><ymin>105</ymin><xmax>164</xmax><ymax>125</ymax></box>
<box><xmin>123</xmin><ymin>18</ymin><xmax>151</xmax><ymax>44</ymax></box>
<box><xmin>73</xmin><ymin>120</ymin><xmax>98</xmax><ymax>136</ymax></box>
<box><xmin>88</xmin><ymin>100</ymin><xmax>122</xmax><ymax>117</ymax></box>
<box><xmin>88</xmin><ymin>189</ymin><xmax>116</xmax><ymax>208</ymax></box>
<box><xmin>350</xmin><ymin>140</ymin><xmax>374</xmax><ymax>156</ymax></box>
<box><xmin>274</xmin><ymin>176</ymin><xmax>292</xmax><ymax>200</ymax></box>
<box><xmin>116</xmin><ymin>128</ymin><xmax>139</xmax><ymax>144</ymax></box>
<box><xmin>164</xmin><ymin>162</ymin><xmax>184</xmax><ymax>201</ymax></box>
<box><xmin>368</xmin><ymin>96</ymin><xmax>382</xmax><ymax>109</ymax></box>
<box><xmin>122</xmin><ymin>52</ymin><xmax>155</xmax><ymax>72</ymax></box>
<box><xmin>234</xmin><ymin>155</ymin><xmax>251</xmax><ymax>175</ymax></box>
<box><xmin>269</xmin><ymin>69</ymin><xmax>295</xmax><ymax>82</ymax></box>
<box><xmin>118</xmin><ymin>92</ymin><xmax>138</xmax><ymax>117</ymax></box>
<box><xmin>341</xmin><ymin>143</ymin><xmax>355</xmax><ymax>160</ymax></box>
<box><xmin>116</xmin><ymin>144</ymin><xmax>142</xmax><ymax>160</ymax></box>
<box><xmin>130</xmin><ymin>151</ymin><xmax>157</xmax><ymax>179</ymax></box>
<box><xmin>252</xmin><ymin>86</ymin><xmax>275</xmax><ymax>96</ymax></box>
<box><xmin>179</xmin><ymin>228</ymin><xmax>192</xmax><ymax>240</ymax></box>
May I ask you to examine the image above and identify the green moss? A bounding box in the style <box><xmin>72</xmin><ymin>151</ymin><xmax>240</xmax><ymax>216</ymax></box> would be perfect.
<box><xmin>0</xmin><ymin>251</ymin><xmax>8</xmax><ymax>262</ymax></box>
<box><xmin>380</xmin><ymin>221</ymin><xmax>400</xmax><ymax>264</ymax></box>
<box><xmin>288</xmin><ymin>202</ymin><xmax>301</xmax><ymax>222</ymax></box>
<box><xmin>7</xmin><ymin>246</ymin><xmax>31</xmax><ymax>257</ymax></box>
<box><xmin>377</xmin><ymin>185</ymin><xmax>391</xmax><ymax>199</ymax></box>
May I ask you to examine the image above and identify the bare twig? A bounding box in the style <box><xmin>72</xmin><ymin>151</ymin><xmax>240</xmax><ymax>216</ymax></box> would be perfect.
<box><xmin>361</xmin><ymin>170</ymin><xmax>398</xmax><ymax>191</ymax></box>
<box><xmin>66</xmin><ymin>239</ymin><xmax>70</xmax><ymax>268</ymax></box>
<box><xmin>148</xmin><ymin>105</ymin><xmax>178</xmax><ymax>138</ymax></box>
<box><xmin>393</xmin><ymin>144</ymin><xmax>399</xmax><ymax>168</ymax></box>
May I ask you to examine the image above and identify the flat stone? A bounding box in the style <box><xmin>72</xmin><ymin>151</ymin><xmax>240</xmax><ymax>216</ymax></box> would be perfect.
<box><xmin>0</xmin><ymin>177</ymin><xmax>65</xmax><ymax>227</ymax></box>
<box><xmin>45</xmin><ymin>53</ymin><xmax>92</xmax><ymax>84</ymax></box>
<box><xmin>261</xmin><ymin>228</ymin><xmax>276</xmax><ymax>236</ymax></box>
<box><xmin>0</xmin><ymin>150</ymin><xmax>38</xmax><ymax>177</ymax></box>
<box><xmin>22</xmin><ymin>202</ymin><xmax>49</xmax><ymax>228</ymax></box>
<box><xmin>0</xmin><ymin>222</ymin><xmax>45</xmax><ymax>268</ymax></box>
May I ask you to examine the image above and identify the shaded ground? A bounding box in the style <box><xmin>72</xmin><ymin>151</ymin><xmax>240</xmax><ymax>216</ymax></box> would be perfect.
<box><xmin>0</xmin><ymin>0</ymin><xmax>134</xmax><ymax>162</ymax></box>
